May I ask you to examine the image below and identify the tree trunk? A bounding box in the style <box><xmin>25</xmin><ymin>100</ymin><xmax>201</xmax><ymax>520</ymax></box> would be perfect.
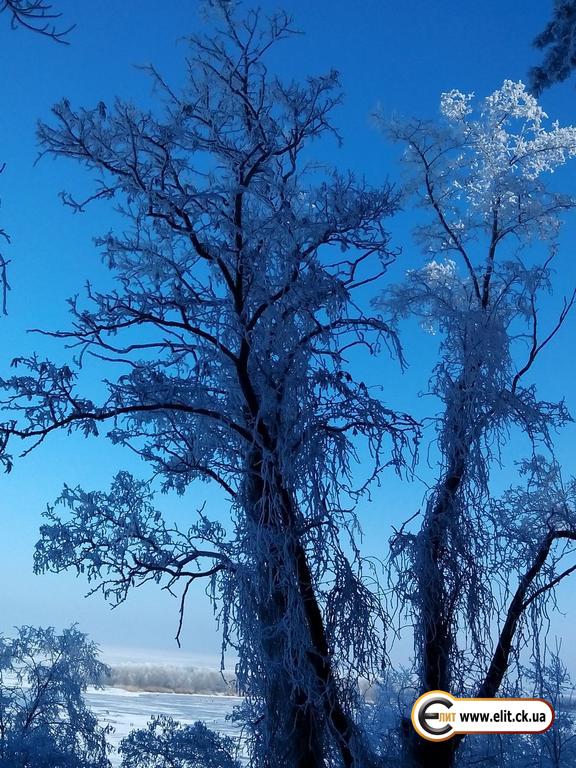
<box><xmin>403</xmin><ymin>453</ymin><xmax>467</xmax><ymax>768</ymax></box>
<box><xmin>291</xmin><ymin>528</ymin><xmax>375</xmax><ymax>768</ymax></box>
<box><xmin>404</xmin><ymin>727</ymin><xmax>457</xmax><ymax>768</ymax></box>
<box><xmin>258</xmin><ymin>593</ymin><xmax>323</xmax><ymax>768</ymax></box>
<box><xmin>244</xmin><ymin>447</ymin><xmax>373</xmax><ymax>768</ymax></box>
<box><xmin>245</xmin><ymin>450</ymin><xmax>324</xmax><ymax>768</ymax></box>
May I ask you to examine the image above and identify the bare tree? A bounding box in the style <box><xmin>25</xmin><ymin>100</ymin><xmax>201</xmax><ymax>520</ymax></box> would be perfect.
<box><xmin>0</xmin><ymin>3</ymin><xmax>416</xmax><ymax>767</ymax></box>
<box><xmin>0</xmin><ymin>0</ymin><xmax>72</xmax><ymax>43</ymax></box>
<box><xmin>377</xmin><ymin>81</ymin><xmax>576</xmax><ymax>768</ymax></box>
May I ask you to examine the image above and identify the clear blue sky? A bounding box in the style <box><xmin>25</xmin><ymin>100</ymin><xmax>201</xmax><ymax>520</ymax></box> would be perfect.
<box><xmin>2</xmin><ymin>0</ymin><xmax>576</xmax><ymax>669</ymax></box>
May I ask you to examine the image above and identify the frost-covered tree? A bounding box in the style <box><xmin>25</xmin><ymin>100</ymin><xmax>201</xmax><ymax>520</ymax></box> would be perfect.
<box><xmin>360</xmin><ymin>667</ymin><xmax>416</xmax><ymax>767</ymax></box>
<box><xmin>526</xmin><ymin>644</ymin><xmax>576</xmax><ymax>768</ymax></box>
<box><xmin>377</xmin><ymin>81</ymin><xmax>576</xmax><ymax>768</ymax></box>
<box><xmin>0</xmin><ymin>625</ymin><xmax>110</xmax><ymax>768</ymax></box>
<box><xmin>119</xmin><ymin>716</ymin><xmax>240</xmax><ymax>768</ymax></box>
<box><xmin>0</xmin><ymin>3</ymin><xmax>416</xmax><ymax>767</ymax></box>
<box><xmin>458</xmin><ymin>645</ymin><xmax>576</xmax><ymax>768</ymax></box>
<box><xmin>530</xmin><ymin>1</ymin><xmax>576</xmax><ymax>94</ymax></box>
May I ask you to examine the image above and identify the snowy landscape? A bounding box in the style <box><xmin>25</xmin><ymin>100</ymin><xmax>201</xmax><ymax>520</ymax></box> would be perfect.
<box><xmin>2</xmin><ymin>1</ymin><xmax>576</xmax><ymax>767</ymax></box>
<box><xmin>86</xmin><ymin>689</ymin><xmax>242</xmax><ymax>766</ymax></box>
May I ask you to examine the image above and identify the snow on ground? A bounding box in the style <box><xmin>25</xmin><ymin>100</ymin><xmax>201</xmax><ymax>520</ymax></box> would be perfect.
<box><xmin>86</xmin><ymin>687</ymin><xmax>244</xmax><ymax>766</ymax></box>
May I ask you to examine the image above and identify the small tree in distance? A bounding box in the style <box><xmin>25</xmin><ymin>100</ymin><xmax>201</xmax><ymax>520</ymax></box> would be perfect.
<box><xmin>0</xmin><ymin>625</ymin><xmax>110</xmax><ymax>768</ymax></box>
<box><xmin>119</xmin><ymin>716</ymin><xmax>241</xmax><ymax>768</ymax></box>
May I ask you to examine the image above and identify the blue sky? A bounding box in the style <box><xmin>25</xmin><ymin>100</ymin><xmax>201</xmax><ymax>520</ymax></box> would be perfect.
<box><xmin>2</xmin><ymin>0</ymin><xmax>576</xmax><ymax>669</ymax></box>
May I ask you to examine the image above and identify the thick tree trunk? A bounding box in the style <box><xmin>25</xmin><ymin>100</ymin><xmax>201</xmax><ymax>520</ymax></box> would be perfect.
<box><xmin>257</xmin><ymin>586</ymin><xmax>324</xmax><ymax>768</ymax></box>
<box><xmin>291</xmin><ymin>529</ymin><xmax>375</xmax><ymax>768</ymax></box>
<box><xmin>404</xmin><ymin>452</ymin><xmax>466</xmax><ymax>768</ymax></box>
<box><xmin>235</xmin><ymin>324</ymin><xmax>373</xmax><ymax>765</ymax></box>
<box><xmin>245</xmin><ymin>451</ymin><xmax>324</xmax><ymax>768</ymax></box>
<box><xmin>404</xmin><ymin>729</ymin><xmax>457</xmax><ymax>768</ymax></box>
<box><xmin>402</xmin><ymin>358</ymin><xmax>482</xmax><ymax>768</ymax></box>
<box><xmin>245</xmin><ymin>447</ymin><xmax>373</xmax><ymax>768</ymax></box>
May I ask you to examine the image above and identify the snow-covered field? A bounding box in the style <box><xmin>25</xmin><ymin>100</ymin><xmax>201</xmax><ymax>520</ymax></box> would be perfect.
<box><xmin>86</xmin><ymin>687</ymin><xmax>243</xmax><ymax>766</ymax></box>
